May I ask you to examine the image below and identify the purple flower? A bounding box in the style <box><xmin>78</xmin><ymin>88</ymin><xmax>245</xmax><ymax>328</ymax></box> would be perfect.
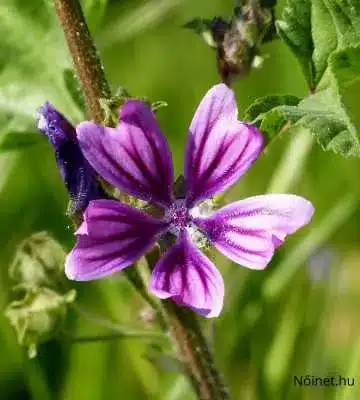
<box><xmin>65</xmin><ymin>84</ymin><xmax>314</xmax><ymax>318</ymax></box>
<box><xmin>37</xmin><ymin>102</ymin><xmax>102</xmax><ymax>214</ymax></box>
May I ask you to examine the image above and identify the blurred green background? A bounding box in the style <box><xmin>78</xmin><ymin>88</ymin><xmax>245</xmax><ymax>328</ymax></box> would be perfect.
<box><xmin>1</xmin><ymin>0</ymin><xmax>360</xmax><ymax>399</ymax></box>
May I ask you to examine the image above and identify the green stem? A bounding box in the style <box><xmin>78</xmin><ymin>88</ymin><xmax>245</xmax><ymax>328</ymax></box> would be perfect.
<box><xmin>53</xmin><ymin>1</ymin><xmax>228</xmax><ymax>398</ymax></box>
<box><xmin>71</xmin><ymin>301</ymin><xmax>167</xmax><ymax>337</ymax></box>
<box><xmin>146</xmin><ymin>254</ymin><xmax>229</xmax><ymax>400</ymax></box>
<box><xmin>164</xmin><ymin>303</ymin><xmax>229</xmax><ymax>400</ymax></box>
<box><xmin>53</xmin><ymin>0</ymin><xmax>166</xmax><ymax>329</ymax></box>
<box><xmin>124</xmin><ymin>262</ymin><xmax>167</xmax><ymax>331</ymax></box>
<box><xmin>53</xmin><ymin>0</ymin><xmax>111</xmax><ymax>122</ymax></box>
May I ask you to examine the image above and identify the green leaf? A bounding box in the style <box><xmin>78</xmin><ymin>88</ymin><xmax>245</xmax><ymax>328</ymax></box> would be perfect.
<box><xmin>0</xmin><ymin>1</ymin><xmax>81</xmax><ymax>122</ymax></box>
<box><xmin>183</xmin><ymin>18</ymin><xmax>217</xmax><ymax>48</ymax></box>
<box><xmin>251</xmin><ymin>2</ymin><xmax>360</xmax><ymax>157</ymax></box>
<box><xmin>244</xmin><ymin>95</ymin><xmax>300</xmax><ymax>142</ymax></box>
<box><xmin>244</xmin><ymin>94</ymin><xmax>300</xmax><ymax>123</ymax></box>
<box><xmin>278</xmin><ymin>0</ymin><xmax>360</xmax><ymax>89</ymax></box>
<box><xmin>0</xmin><ymin>132</ymin><xmax>43</xmax><ymax>151</ymax></box>
<box><xmin>325</xmin><ymin>0</ymin><xmax>360</xmax><ymax>48</ymax></box>
<box><xmin>276</xmin><ymin>0</ymin><xmax>314</xmax><ymax>88</ymax></box>
<box><xmin>250</xmin><ymin>85</ymin><xmax>360</xmax><ymax>157</ymax></box>
<box><xmin>151</xmin><ymin>100</ymin><xmax>168</xmax><ymax>112</ymax></box>
<box><xmin>183</xmin><ymin>18</ymin><xmax>213</xmax><ymax>34</ymax></box>
<box><xmin>330</xmin><ymin>45</ymin><xmax>360</xmax><ymax>85</ymax></box>
<box><xmin>310</xmin><ymin>0</ymin><xmax>338</xmax><ymax>85</ymax></box>
<box><xmin>295</xmin><ymin>87</ymin><xmax>360</xmax><ymax>156</ymax></box>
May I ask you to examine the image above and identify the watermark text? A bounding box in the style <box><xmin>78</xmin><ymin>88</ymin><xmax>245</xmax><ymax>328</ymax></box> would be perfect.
<box><xmin>293</xmin><ymin>375</ymin><xmax>355</xmax><ymax>387</ymax></box>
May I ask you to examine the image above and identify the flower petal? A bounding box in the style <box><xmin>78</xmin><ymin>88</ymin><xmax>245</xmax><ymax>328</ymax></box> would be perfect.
<box><xmin>37</xmin><ymin>102</ymin><xmax>102</xmax><ymax>214</ymax></box>
<box><xmin>65</xmin><ymin>199</ymin><xmax>168</xmax><ymax>281</ymax></box>
<box><xmin>77</xmin><ymin>100</ymin><xmax>174</xmax><ymax>207</ymax></box>
<box><xmin>150</xmin><ymin>231</ymin><xmax>224</xmax><ymax>318</ymax></box>
<box><xmin>185</xmin><ymin>84</ymin><xmax>264</xmax><ymax>207</ymax></box>
<box><xmin>194</xmin><ymin>194</ymin><xmax>314</xmax><ymax>269</ymax></box>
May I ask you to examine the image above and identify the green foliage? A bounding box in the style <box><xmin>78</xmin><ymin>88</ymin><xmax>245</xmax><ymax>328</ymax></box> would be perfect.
<box><xmin>276</xmin><ymin>0</ymin><xmax>313</xmax><ymax>87</ymax></box>
<box><xmin>0</xmin><ymin>0</ymin><xmax>82</xmax><ymax>159</ymax></box>
<box><xmin>311</xmin><ymin>0</ymin><xmax>337</xmax><ymax>85</ymax></box>
<box><xmin>244</xmin><ymin>94</ymin><xmax>300</xmax><ymax>141</ymax></box>
<box><xmin>277</xmin><ymin>0</ymin><xmax>360</xmax><ymax>89</ymax></box>
<box><xmin>247</xmin><ymin>0</ymin><xmax>360</xmax><ymax>157</ymax></box>
<box><xmin>247</xmin><ymin>87</ymin><xmax>360</xmax><ymax>156</ymax></box>
<box><xmin>183</xmin><ymin>18</ymin><xmax>217</xmax><ymax>47</ymax></box>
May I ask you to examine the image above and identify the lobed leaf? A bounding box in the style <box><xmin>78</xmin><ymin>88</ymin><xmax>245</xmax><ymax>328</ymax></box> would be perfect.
<box><xmin>276</xmin><ymin>0</ymin><xmax>313</xmax><ymax>88</ymax></box>
<box><xmin>249</xmin><ymin>0</ymin><xmax>360</xmax><ymax>156</ymax></box>
<box><xmin>249</xmin><ymin>85</ymin><xmax>360</xmax><ymax>157</ymax></box>
<box><xmin>277</xmin><ymin>0</ymin><xmax>360</xmax><ymax>88</ymax></box>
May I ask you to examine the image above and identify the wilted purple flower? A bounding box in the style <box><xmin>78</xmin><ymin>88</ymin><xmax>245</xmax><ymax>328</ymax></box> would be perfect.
<box><xmin>37</xmin><ymin>102</ymin><xmax>102</xmax><ymax>213</ymax></box>
<box><xmin>65</xmin><ymin>84</ymin><xmax>314</xmax><ymax>317</ymax></box>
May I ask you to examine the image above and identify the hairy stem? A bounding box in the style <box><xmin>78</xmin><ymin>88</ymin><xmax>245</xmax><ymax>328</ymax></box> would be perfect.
<box><xmin>146</xmin><ymin>253</ymin><xmax>229</xmax><ymax>400</ymax></box>
<box><xmin>53</xmin><ymin>1</ymin><xmax>228</xmax><ymax>398</ymax></box>
<box><xmin>53</xmin><ymin>0</ymin><xmax>165</xmax><ymax>328</ymax></box>
<box><xmin>163</xmin><ymin>303</ymin><xmax>229</xmax><ymax>400</ymax></box>
<box><xmin>53</xmin><ymin>0</ymin><xmax>111</xmax><ymax>122</ymax></box>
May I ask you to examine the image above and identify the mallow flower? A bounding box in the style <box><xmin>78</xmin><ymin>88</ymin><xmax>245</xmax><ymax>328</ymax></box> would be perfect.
<box><xmin>37</xmin><ymin>102</ymin><xmax>102</xmax><ymax>214</ymax></box>
<box><xmin>65</xmin><ymin>84</ymin><xmax>314</xmax><ymax>317</ymax></box>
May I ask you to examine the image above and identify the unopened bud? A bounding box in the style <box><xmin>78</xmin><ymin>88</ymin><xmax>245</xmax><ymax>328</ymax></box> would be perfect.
<box><xmin>5</xmin><ymin>287</ymin><xmax>76</xmax><ymax>358</ymax></box>
<box><xmin>9</xmin><ymin>232</ymin><xmax>66</xmax><ymax>290</ymax></box>
<box><xmin>185</xmin><ymin>0</ymin><xmax>277</xmax><ymax>84</ymax></box>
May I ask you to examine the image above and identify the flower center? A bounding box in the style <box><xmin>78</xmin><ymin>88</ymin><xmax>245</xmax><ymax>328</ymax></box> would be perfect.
<box><xmin>164</xmin><ymin>199</ymin><xmax>215</xmax><ymax>249</ymax></box>
<box><xmin>165</xmin><ymin>199</ymin><xmax>190</xmax><ymax>235</ymax></box>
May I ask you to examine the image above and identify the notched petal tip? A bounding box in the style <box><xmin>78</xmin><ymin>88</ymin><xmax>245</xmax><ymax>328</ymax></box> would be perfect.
<box><xmin>185</xmin><ymin>84</ymin><xmax>265</xmax><ymax>206</ymax></box>
<box><xmin>77</xmin><ymin>109</ymin><xmax>174</xmax><ymax>207</ymax></box>
<box><xmin>150</xmin><ymin>232</ymin><xmax>224</xmax><ymax>318</ymax></box>
<box><xmin>195</xmin><ymin>194</ymin><xmax>314</xmax><ymax>271</ymax></box>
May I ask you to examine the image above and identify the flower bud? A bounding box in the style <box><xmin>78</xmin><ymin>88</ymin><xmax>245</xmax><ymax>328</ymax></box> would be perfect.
<box><xmin>185</xmin><ymin>0</ymin><xmax>277</xmax><ymax>84</ymax></box>
<box><xmin>37</xmin><ymin>102</ymin><xmax>103</xmax><ymax>214</ymax></box>
<box><xmin>9</xmin><ymin>232</ymin><xmax>66</xmax><ymax>290</ymax></box>
<box><xmin>5</xmin><ymin>287</ymin><xmax>76</xmax><ymax>358</ymax></box>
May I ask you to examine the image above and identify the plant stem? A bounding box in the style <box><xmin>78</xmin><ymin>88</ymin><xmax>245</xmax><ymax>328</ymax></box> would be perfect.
<box><xmin>124</xmin><ymin>263</ymin><xmax>167</xmax><ymax>331</ymax></box>
<box><xmin>163</xmin><ymin>302</ymin><xmax>229</xmax><ymax>400</ymax></box>
<box><xmin>53</xmin><ymin>0</ymin><xmax>165</xmax><ymax>327</ymax></box>
<box><xmin>146</xmin><ymin>255</ymin><xmax>229</xmax><ymax>400</ymax></box>
<box><xmin>53</xmin><ymin>1</ymin><xmax>229</xmax><ymax>398</ymax></box>
<box><xmin>53</xmin><ymin>0</ymin><xmax>111</xmax><ymax>122</ymax></box>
